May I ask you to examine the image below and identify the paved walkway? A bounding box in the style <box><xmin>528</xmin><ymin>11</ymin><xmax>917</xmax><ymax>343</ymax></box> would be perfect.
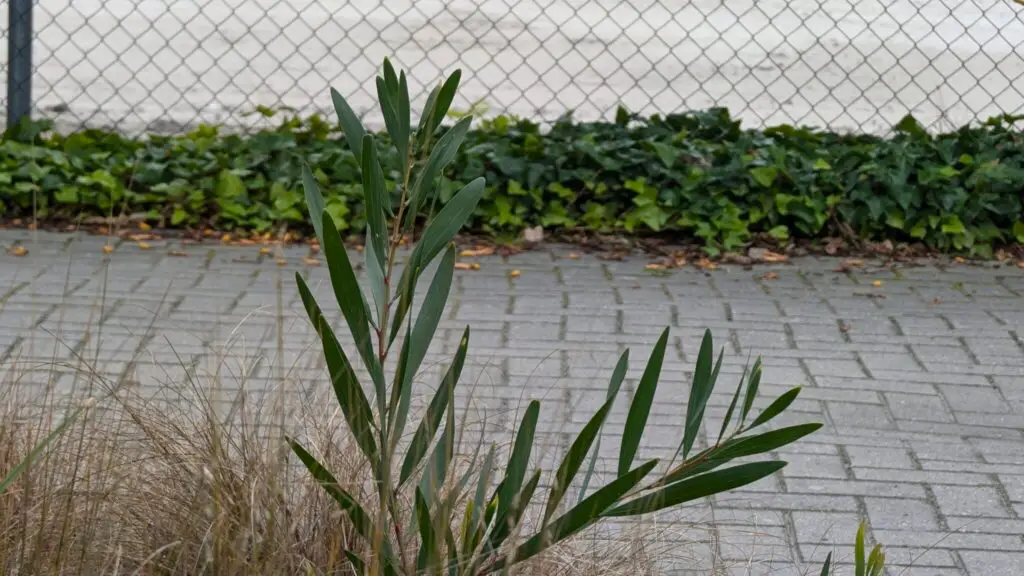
<box><xmin>4</xmin><ymin>229</ymin><xmax>1024</xmax><ymax>575</ymax></box>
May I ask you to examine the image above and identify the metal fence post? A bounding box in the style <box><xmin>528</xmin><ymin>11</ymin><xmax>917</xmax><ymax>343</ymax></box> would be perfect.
<box><xmin>7</xmin><ymin>0</ymin><xmax>33</xmax><ymax>127</ymax></box>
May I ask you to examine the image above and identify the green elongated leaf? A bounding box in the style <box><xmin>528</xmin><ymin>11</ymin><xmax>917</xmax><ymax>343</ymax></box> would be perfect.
<box><xmin>415</xmin><ymin>487</ymin><xmax>439</xmax><ymax>574</ymax></box>
<box><xmin>855</xmin><ymin>522</ymin><xmax>866</xmax><ymax>576</ymax></box>
<box><xmin>819</xmin><ymin>552</ymin><xmax>832</xmax><ymax>576</ymax></box>
<box><xmin>407</xmin><ymin>116</ymin><xmax>473</xmax><ymax>220</ymax></box>
<box><xmin>389</xmin><ymin>177</ymin><xmax>486</xmax><ymax>346</ymax></box>
<box><xmin>713</xmin><ymin>423</ymin><xmax>822</xmax><ymax>461</ymax></box>
<box><xmin>493</xmin><ymin>459</ymin><xmax>659</xmax><ymax>572</ymax></box>
<box><xmin>604</xmin><ymin>460</ymin><xmax>786</xmax><ymax>517</ymax></box>
<box><xmin>289</xmin><ymin>439</ymin><xmax>373</xmax><ymax>540</ymax></box>
<box><xmin>682</xmin><ymin>330</ymin><xmax>719</xmax><ymax>460</ymax></box>
<box><xmin>492</xmin><ymin>401</ymin><xmax>540</xmax><ymax>541</ymax></box>
<box><xmin>618</xmin><ymin>327</ymin><xmax>670</xmax><ymax>477</ymax></box>
<box><xmin>488</xmin><ymin>468</ymin><xmax>543</xmax><ymax>553</ymax></box>
<box><xmin>429</xmin><ymin>70</ymin><xmax>462</xmax><ymax>136</ymax></box>
<box><xmin>417</xmin><ymin>84</ymin><xmax>441</xmax><ymax>140</ymax></box>
<box><xmin>364</xmin><ymin>237</ymin><xmax>387</xmax><ymax>327</ymax></box>
<box><xmin>740</xmin><ymin>357</ymin><xmax>763</xmax><ymax>425</ymax></box>
<box><xmin>391</xmin><ymin>246</ymin><xmax>457</xmax><ymax>446</ymax></box>
<box><xmin>296</xmin><ymin>273</ymin><xmax>379</xmax><ymax>467</ymax></box>
<box><xmin>301</xmin><ymin>164</ymin><xmax>325</xmax><ymax>247</ymax></box>
<box><xmin>330</xmin><ymin>87</ymin><xmax>365</xmax><ymax>160</ymax></box>
<box><xmin>544</xmin><ymin>393</ymin><xmax>617</xmax><ymax>524</ymax></box>
<box><xmin>717</xmin><ymin>361</ymin><xmax>748</xmax><ymax>445</ymax></box>
<box><xmin>376</xmin><ymin>75</ymin><xmax>406</xmax><ymax>165</ymax></box>
<box><xmin>867</xmin><ymin>546</ymin><xmax>885</xmax><ymax>576</ymax></box>
<box><xmin>578</xmin><ymin>350</ymin><xmax>629</xmax><ymax>505</ymax></box>
<box><xmin>398</xmin><ymin>71</ymin><xmax>411</xmax><ymax>153</ymax></box>
<box><xmin>399</xmin><ymin>325</ymin><xmax>470</xmax><ymax>486</ymax></box>
<box><xmin>1</xmin><ymin>404</ymin><xmax>86</xmax><ymax>494</ymax></box>
<box><xmin>361</xmin><ymin>133</ymin><xmax>388</xmax><ymax>273</ymax></box>
<box><xmin>444</xmin><ymin>523</ymin><xmax>459</xmax><ymax>576</ymax></box>
<box><xmin>419</xmin><ymin>369</ymin><xmax>457</xmax><ymax>506</ymax></box>
<box><xmin>382</xmin><ymin>58</ymin><xmax>399</xmax><ymax>99</ymax></box>
<box><xmin>320</xmin><ymin>211</ymin><xmax>385</xmax><ymax>406</ymax></box>
<box><xmin>344</xmin><ymin>550</ymin><xmax>366</xmax><ymax>574</ymax></box>
<box><xmin>748</xmin><ymin>387</ymin><xmax>803</xmax><ymax>430</ymax></box>
<box><xmin>658</xmin><ymin>424</ymin><xmax>822</xmax><ymax>487</ymax></box>
<box><xmin>470</xmin><ymin>445</ymin><xmax>496</xmax><ymax>536</ymax></box>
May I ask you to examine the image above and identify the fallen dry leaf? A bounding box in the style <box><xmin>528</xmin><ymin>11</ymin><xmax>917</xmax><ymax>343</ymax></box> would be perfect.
<box><xmin>302</xmin><ymin>257</ymin><xmax>321</xmax><ymax>266</ymax></box>
<box><xmin>671</xmin><ymin>254</ymin><xmax>687</xmax><ymax>268</ymax></box>
<box><xmin>259</xmin><ymin>247</ymin><xmax>273</xmax><ymax>256</ymax></box>
<box><xmin>8</xmin><ymin>246</ymin><xmax>28</xmax><ymax>257</ymax></box>
<box><xmin>760</xmin><ymin>271</ymin><xmax>779</xmax><ymax>281</ymax></box>
<box><xmin>953</xmin><ymin>256</ymin><xmax>965</xmax><ymax>264</ymax></box>
<box><xmin>203</xmin><ymin>229</ymin><xmax>215</xmax><ymax>237</ymax></box>
<box><xmin>102</xmin><ymin>245</ymin><xmax>114</xmax><ymax>254</ymax></box>
<box><xmin>129</xmin><ymin>234</ymin><xmax>154</xmax><ymax>242</ymax></box>
<box><xmin>459</xmin><ymin>246</ymin><xmax>495</xmax><ymax>258</ymax></box>
<box><xmin>842</xmin><ymin>258</ymin><xmax>864</xmax><ymax>268</ymax></box>
<box><xmin>567</xmin><ymin>253</ymin><xmax>580</xmax><ymax>260</ymax></box>
<box><xmin>695</xmin><ymin>258</ymin><xmax>718</xmax><ymax>270</ymax></box>
<box><xmin>238</xmin><ymin>239</ymin><xmax>256</xmax><ymax>246</ymax></box>
<box><xmin>644</xmin><ymin>263</ymin><xmax>667</xmax><ymax>271</ymax></box>
<box><xmin>1017</xmin><ymin>261</ymin><xmax>1024</xmax><ymax>269</ymax></box>
<box><xmin>932</xmin><ymin>297</ymin><xmax>942</xmax><ymax>306</ymax></box>
<box><xmin>221</xmin><ymin>234</ymin><xmax>232</xmax><ymax>243</ymax></box>
<box><xmin>167</xmin><ymin>250</ymin><xmax>188</xmax><ymax>257</ymax></box>
<box><xmin>275</xmin><ymin>258</ymin><xmax>287</xmax><ymax>266</ymax></box>
<box><xmin>508</xmin><ymin>269</ymin><xmax>521</xmax><ymax>278</ymax></box>
<box><xmin>872</xmin><ymin>280</ymin><xmax>883</xmax><ymax>287</ymax></box>
<box><xmin>138</xmin><ymin>222</ymin><xmax>152</xmax><ymax>231</ymax></box>
<box><xmin>839</xmin><ymin>322</ymin><xmax>851</xmax><ymax>333</ymax></box>
<box><xmin>137</xmin><ymin>242</ymin><xmax>152</xmax><ymax>250</ymax></box>
<box><xmin>760</xmin><ymin>250</ymin><xmax>788</xmax><ymax>263</ymax></box>
<box><xmin>455</xmin><ymin>262</ymin><xmax>481</xmax><ymax>271</ymax></box>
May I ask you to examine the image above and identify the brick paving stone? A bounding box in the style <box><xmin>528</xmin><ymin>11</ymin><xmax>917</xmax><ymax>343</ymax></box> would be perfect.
<box><xmin>5</xmin><ymin>232</ymin><xmax>1024</xmax><ymax>573</ymax></box>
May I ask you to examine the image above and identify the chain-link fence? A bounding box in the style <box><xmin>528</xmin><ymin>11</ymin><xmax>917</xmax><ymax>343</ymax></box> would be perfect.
<box><xmin>3</xmin><ymin>0</ymin><xmax>1024</xmax><ymax>135</ymax></box>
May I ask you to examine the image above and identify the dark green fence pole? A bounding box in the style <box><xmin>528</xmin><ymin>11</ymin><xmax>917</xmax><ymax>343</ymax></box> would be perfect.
<box><xmin>7</xmin><ymin>0</ymin><xmax>33</xmax><ymax>127</ymax></box>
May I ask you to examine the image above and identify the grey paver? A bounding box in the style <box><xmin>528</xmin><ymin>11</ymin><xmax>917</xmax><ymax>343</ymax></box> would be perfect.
<box><xmin>5</xmin><ymin>232</ymin><xmax>1024</xmax><ymax>573</ymax></box>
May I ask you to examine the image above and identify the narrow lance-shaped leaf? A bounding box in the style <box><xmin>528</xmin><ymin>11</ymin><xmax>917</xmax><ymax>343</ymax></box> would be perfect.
<box><xmin>543</xmin><ymin>392</ymin><xmax>617</xmax><ymax>525</ymax></box>
<box><xmin>604</xmin><ymin>460</ymin><xmax>786</xmax><ymax>517</ymax></box>
<box><xmin>406</xmin><ymin>116</ymin><xmax>474</xmax><ymax>232</ymax></box>
<box><xmin>466</xmin><ymin>445</ymin><xmax>496</xmax><ymax>553</ymax></box>
<box><xmin>418</xmin><ymin>373</ymin><xmax>457</xmax><ymax>505</ymax></box>
<box><xmin>391</xmin><ymin>246</ymin><xmax>457</xmax><ymax>446</ymax></box>
<box><xmin>658</xmin><ymin>423</ymin><xmax>822</xmax><ymax>487</ymax></box>
<box><xmin>361</xmin><ymin>133</ymin><xmax>388</xmax><ymax>274</ymax></box>
<box><xmin>330</xmin><ymin>87</ymin><xmax>365</xmax><ymax>160</ymax></box>
<box><xmin>717</xmin><ymin>361</ymin><xmax>749</xmax><ymax>445</ymax></box>
<box><xmin>389</xmin><ymin>177</ymin><xmax>486</xmax><ymax>346</ymax></box>
<box><xmin>301</xmin><ymin>165</ymin><xmax>325</xmax><ymax>247</ymax></box>
<box><xmin>855</xmin><ymin>522</ymin><xmax>866</xmax><ymax>576</ymax></box>
<box><xmin>428</xmin><ymin>70</ymin><xmax>462</xmax><ymax>137</ymax></box>
<box><xmin>681</xmin><ymin>330</ymin><xmax>719</xmax><ymax>460</ymax></box>
<box><xmin>376</xmin><ymin>75</ymin><xmax>406</xmax><ymax>166</ymax></box>
<box><xmin>415</xmin><ymin>487</ymin><xmax>439</xmax><ymax>574</ymax></box>
<box><xmin>747</xmin><ymin>387</ymin><xmax>803</xmax><ymax>430</ymax></box>
<box><xmin>489</xmin><ymin>459</ymin><xmax>659</xmax><ymax>572</ymax></box>
<box><xmin>489</xmin><ymin>401</ymin><xmax>540</xmax><ymax>548</ymax></box>
<box><xmin>399</xmin><ymin>325</ymin><xmax>470</xmax><ymax>486</ymax></box>
<box><xmin>398</xmin><ymin>70</ymin><xmax>411</xmax><ymax>155</ymax></box>
<box><xmin>618</xmin><ymin>327</ymin><xmax>669</xmax><ymax>477</ymax></box>
<box><xmin>296</xmin><ymin>273</ymin><xmax>379</xmax><ymax>468</ymax></box>
<box><xmin>320</xmin><ymin>211</ymin><xmax>386</xmax><ymax>408</ymax></box>
<box><xmin>819</xmin><ymin>552</ymin><xmax>832</xmax><ymax>576</ymax></box>
<box><xmin>740</xmin><ymin>356</ymin><xmax>763</xmax><ymax>426</ymax></box>
<box><xmin>578</xmin><ymin>350</ymin><xmax>628</xmax><ymax>505</ymax></box>
<box><xmin>289</xmin><ymin>439</ymin><xmax>374</xmax><ymax>540</ymax></box>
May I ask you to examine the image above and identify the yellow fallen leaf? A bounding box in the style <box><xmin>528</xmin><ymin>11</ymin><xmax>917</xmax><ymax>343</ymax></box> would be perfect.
<box><xmin>695</xmin><ymin>258</ymin><xmax>718</xmax><ymax>270</ymax></box>
<box><xmin>1018</xmin><ymin>261</ymin><xmax>1024</xmax><ymax>269</ymax></box>
<box><xmin>761</xmin><ymin>271</ymin><xmax>778</xmax><ymax>280</ymax></box>
<box><xmin>508</xmin><ymin>269</ymin><xmax>521</xmax><ymax>278</ymax></box>
<box><xmin>760</xmin><ymin>250</ymin><xmax>788</xmax><ymax>263</ymax></box>
<box><xmin>167</xmin><ymin>250</ymin><xmax>188</xmax><ymax>257</ymax></box>
<box><xmin>129</xmin><ymin>234</ymin><xmax>154</xmax><ymax>242</ymax></box>
<box><xmin>954</xmin><ymin>256</ymin><xmax>965</xmax><ymax>264</ymax></box>
<box><xmin>138</xmin><ymin>242</ymin><xmax>152</xmax><ymax>250</ymax></box>
<box><xmin>102</xmin><ymin>245</ymin><xmax>114</xmax><ymax>254</ymax></box>
<box><xmin>8</xmin><ymin>246</ymin><xmax>27</xmax><ymax>257</ymax></box>
<box><xmin>259</xmin><ymin>247</ymin><xmax>273</xmax><ymax>256</ymax></box>
<box><xmin>455</xmin><ymin>262</ymin><xmax>481</xmax><ymax>271</ymax></box>
<box><xmin>459</xmin><ymin>246</ymin><xmax>495</xmax><ymax>258</ymax></box>
<box><xmin>644</xmin><ymin>263</ymin><xmax>666</xmax><ymax>271</ymax></box>
<box><xmin>567</xmin><ymin>253</ymin><xmax>580</xmax><ymax>260</ymax></box>
<box><xmin>872</xmin><ymin>280</ymin><xmax>883</xmax><ymax>287</ymax></box>
<box><xmin>842</xmin><ymin>258</ymin><xmax>864</xmax><ymax>268</ymax></box>
<box><xmin>138</xmin><ymin>222</ymin><xmax>152</xmax><ymax>231</ymax></box>
<box><xmin>302</xmin><ymin>257</ymin><xmax>321</xmax><ymax>266</ymax></box>
<box><xmin>275</xmin><ymin>258</ymin><xmax>287</xmax><ymax>266</ymax></box>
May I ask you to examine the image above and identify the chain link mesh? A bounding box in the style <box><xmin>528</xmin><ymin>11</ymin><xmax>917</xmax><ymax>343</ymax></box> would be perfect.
<box><xmin>8</xmin><ymin>0</ymin><xmax>1024</xmax><ymax>134</ymax></box>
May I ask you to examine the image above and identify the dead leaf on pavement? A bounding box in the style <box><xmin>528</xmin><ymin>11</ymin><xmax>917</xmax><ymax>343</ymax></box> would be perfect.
<box><xmin>760</xmin><ymin>250</ymin><xmax>788</xmax><ymax>263</ymax></box>
<box><xmin>7</xmin><ymin>246</ymin><xmax>27</xmax><ymax>257</ymax></box>
<box><xmin>102</xmin><ymin>245</ymin><xmax>114</xmax><ymax>254</ymax></box>
<box><xmin>129</xmin><ymin>234</ymin><xmax>155</xmax><ymax>242</ymax></box>
<box><xmin>567</xmin><ymin>252</ymin><xmax>580</xmax><ymax>260</ymax></box>
<box><xmin>137</xmin><ymin>242</ymin><xmax>152</xmax><ymax>250</ymax></box>
<box><xmin>302</xmin><ymin>257</ymin><xmax>320</xmax><ymax>266</ymax></box>
<box><xmin>872</xmin><ymin>280</ymin><xmax>883</xmax><ymax>287</ymax></box>
<box><xmin>644</xmin><ymin>263</ymin><xmax>666</xmax><ymax>271</ymax></box>
<box><xmin>275</xmin><ymin>258</ymin><xmax>287</xmax><ymax>266</ymax></box>
<box><xmin>138</xmin><ymin>222</ymin><xmax>152</xmax><ymax>231</ymax></box>
<box><xmin>695</xmin><ymin>258</ymin><xmax>718</xmax><ymax>270</ymax></box>
<box><xmin>953</xmin><ymin>256</ymin><xmax>965</xmax><ymax>264</ymax></box>
<box><xmin>259</xmin><ymin>247</ymin><xmax>273</xmax><ymax>256</ymax></box>
<box><xmin>459</xmin><ymin>246</ymin><xmax>495</xmax><ymax>258</ymax></box>
<box><xmin>455</xmin><ymin>262</ymin><xmax>481</xmax><ymax>271</ymax></box>
<box><xmin>760</xmin><ymin>271</ymin><xmax>778</xmax><ymax>280</ymax></box>
<box><xmin>1017</xmin><ymin>260</ymin><xmax>1024</xmax><ymax>269</ymax></box>
<box><xmin>508</xmin><ymin>269</ymin><xmax>521</xmax><ymax>278</ymax></box>
<box><xmin>167</xmin><ymin>250</ymin><xmax>188</xmax><ymax>257</ymax></box>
